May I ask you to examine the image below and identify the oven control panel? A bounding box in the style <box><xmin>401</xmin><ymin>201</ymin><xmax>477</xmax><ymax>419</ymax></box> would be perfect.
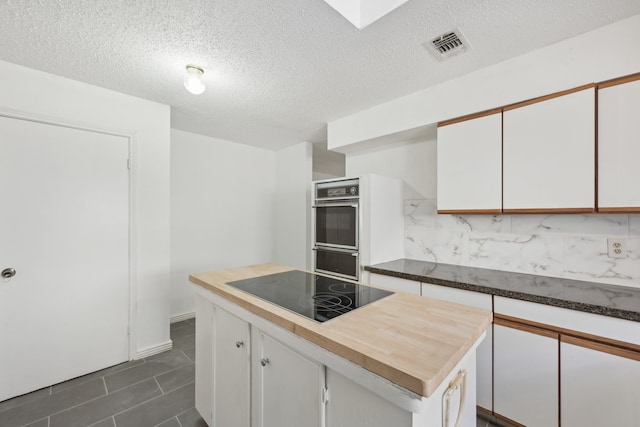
<box><xmin>315</xmin><ymin>178</ymin><xmax>359</xmax><ymax>200</ymax></box>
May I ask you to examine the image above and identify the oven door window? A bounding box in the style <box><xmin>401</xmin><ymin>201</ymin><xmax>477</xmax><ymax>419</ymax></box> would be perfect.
<box><xmin>315</xmin><ymin>249</ymin><xmax>358</xmax><ymax>281</ymax></box>
<box><xmin>315</xmin><ymin>205</ymin><xmax>357</xmax><ymax>249</ymax></box>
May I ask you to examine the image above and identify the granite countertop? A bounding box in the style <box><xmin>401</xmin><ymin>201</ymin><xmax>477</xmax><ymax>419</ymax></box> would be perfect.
<box><xmin>190</xmin><ymin>263</ymin><xmax>491</xmax><ymax>397</ymax></box>
<box><xmin>365</xmin><ymin>259</ymin><xmax>640</xmax><ymax>322</ymax></box>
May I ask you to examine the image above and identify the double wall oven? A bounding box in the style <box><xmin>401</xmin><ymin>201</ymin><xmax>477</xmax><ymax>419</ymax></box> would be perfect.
<box><xmin>312</xmin><ymin>178</ymin><xmax>360</xmax><ymax>281</ymax></box>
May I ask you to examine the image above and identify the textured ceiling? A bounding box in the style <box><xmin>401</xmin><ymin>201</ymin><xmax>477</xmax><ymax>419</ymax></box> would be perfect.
<box><xmin>1</xmin><ymin>1</ymin><xmax>640</xmax><ymax>150</ymax></box>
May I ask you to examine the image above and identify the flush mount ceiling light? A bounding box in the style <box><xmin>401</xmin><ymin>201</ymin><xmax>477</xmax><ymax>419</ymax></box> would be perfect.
<box><xmin>183</xmin><ymin>64</ymin><xmax>205</xmax><ymax>95</ymax></box>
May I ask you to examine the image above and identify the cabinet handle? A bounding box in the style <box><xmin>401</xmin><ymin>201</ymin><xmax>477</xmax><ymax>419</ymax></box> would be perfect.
<box><xmin>260</xmin><ymin>358</ymin><xmax>269</xmax><ymax>367</ymax></box>
<box><xmin>235</xmin><ymin>341</ymin><xmax>244</xmax><ymax>348</ymax></box>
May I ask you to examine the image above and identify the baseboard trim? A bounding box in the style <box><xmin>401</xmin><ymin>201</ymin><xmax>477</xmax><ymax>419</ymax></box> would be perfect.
<box><xmin>170</xmin><ymin>311</ymin><xmax>195</xmax><ymax>324</ymax></box>
<box><xmin>136</xmin><ymin>340</ymin><xmax>173</xmax><ymax>359</ymax></box>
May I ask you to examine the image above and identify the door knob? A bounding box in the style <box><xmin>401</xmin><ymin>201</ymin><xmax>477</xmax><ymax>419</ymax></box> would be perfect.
<box><xmin>260</xmin><ymin>358</ymin><xmax>269</xmax><ymax>367</ymax></box>
<box><xmin>1</xmin><ymin>268</ymin><xmax>16</xmax><ymax>278</ymax></box>
<box><xmin>235</xmin><ymin>341</ymin><xmax>244</xmax><ymax>348</ymax></box>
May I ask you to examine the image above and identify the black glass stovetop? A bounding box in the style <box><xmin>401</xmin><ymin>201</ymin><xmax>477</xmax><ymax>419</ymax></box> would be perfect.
<box><xmin>226</xmin><ymin>270</ymin><xmax>393</xmax><ymax>323</ymax></box>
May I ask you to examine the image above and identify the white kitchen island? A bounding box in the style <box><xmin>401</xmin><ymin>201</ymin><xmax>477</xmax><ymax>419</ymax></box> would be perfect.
<box><xmin>189</xmin><ymin>264</ymin><xmax>491</xmax><ymax>427</ymax></box>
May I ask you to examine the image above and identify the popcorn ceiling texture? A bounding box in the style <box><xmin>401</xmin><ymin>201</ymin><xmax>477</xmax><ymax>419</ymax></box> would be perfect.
<box><xmin>1</xmin><ymin>1</ymin><xmax>639</xmax><ymax>149</ymax></box>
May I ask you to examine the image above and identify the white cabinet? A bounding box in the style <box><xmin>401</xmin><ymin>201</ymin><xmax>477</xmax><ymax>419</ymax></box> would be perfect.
<box><xmin>195</xmin><ymin>295</ymin><xmax>214</xmax><ymax>426</ymax></box>
<box><xmin>195</xmin><ymin>296</ymin><xmax>251</xmax><ymax>427</ymax></box>
<box><xmin>437</xmin><ymin>110</ymin><xmax>503</xmax><ymax>213</ymax></box>
<box><xmin>598</xmin><ymin>74</ymin><xmax>640</xmax><ymax>212</ymax></box>
<box><xmin>369</xmin><ymin>273</ymin><xmax>421</xmax><ymax>295</ymax></box>
<box><xmin>561</xmin><ymin>338</ymin><xmax>640</xmax><ymax>427</ymax></box>
<box><xmin>420</xmin><ymin>283</ymin><xmax>493</xmax><ymax>412</ymax></box>
<box><xmin>503</xmin><ymin>86</ymin><xmax>596</xmax><ymax>212</ymax></box>
<box><xmin>214</xmin><ymin>308</ymin><xmax>250</xmax><ymax>427</ymax></box>
<box><xmin>253</xmin><ymin>330</ymin><xmax>325</xmax><ymax>427</ymax></box>
<box><xmin>493</xmin><ymin>322</ymin><xmax>558</xmax><ymax>427</ymax></box>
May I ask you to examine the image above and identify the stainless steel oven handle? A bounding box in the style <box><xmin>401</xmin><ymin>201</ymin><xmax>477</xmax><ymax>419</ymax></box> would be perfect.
<box><xmin>313</xmin><ymin>247</ymin><xmax>358</xmax><ymax>257</ymax></box>
<box><xmin>312</xmin><ymin>203</ymin><xmax>358</xmax><ymax>208</ymax></box>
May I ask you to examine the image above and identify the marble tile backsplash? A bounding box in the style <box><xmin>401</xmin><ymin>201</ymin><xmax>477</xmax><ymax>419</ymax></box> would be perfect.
<box><xmin>405</xmin><ymin>199</ymin><xmax>640</xmax><ymax>289</ymax></box>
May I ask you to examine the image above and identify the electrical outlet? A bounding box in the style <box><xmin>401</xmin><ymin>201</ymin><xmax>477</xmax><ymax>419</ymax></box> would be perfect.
<box><xmin>607</xmin><ymin>238</ymin><xmax>627</xmax><ymax>259</ymax></box>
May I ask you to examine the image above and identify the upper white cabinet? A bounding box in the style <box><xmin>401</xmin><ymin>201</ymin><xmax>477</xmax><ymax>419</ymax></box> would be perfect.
<box><xmin>437</xmin><ymin>110</ymin><xmax>502</xmax><ymax>214</ymax></box>
<box><xmin>503</xmin><ymin>85</ymin><xmax>596</xmax><ymax>213</ymax></box>
<box><xmin>598</xmin><ymin>73</ymin><xmax>640</xmax><ymax>212</ymax></box>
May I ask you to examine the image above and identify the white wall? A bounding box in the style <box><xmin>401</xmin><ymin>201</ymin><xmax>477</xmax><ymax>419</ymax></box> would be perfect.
<box><xmin>345</xmin><ymin>138</ymin><xmax>435</xmax><ymax>200</ymax></box>
<box><xmin>170</xmin><ymin>129</ymin><xmax>277</xmax><ymax>317</ymax></box>
<box><xmin>275</xmin><ymin>142</ymin><xmax>313</xmax><ymax>270</ymax></box>
<box><xmin>312</xmin><ymin>142</ymin><xmax>345</xmax><ymax>181</ymax></box>
<box><xmin>0</xmin><ymin>60</ymin><xmax>171</xmax><ymax>355</ymax></box>
<box><xmin>329</xmin><ymin>13</ymin><xmax>640</xmax><ymax>151</ymax></box>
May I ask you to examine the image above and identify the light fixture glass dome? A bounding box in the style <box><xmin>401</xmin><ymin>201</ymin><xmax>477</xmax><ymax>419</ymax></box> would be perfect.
<box><xmin>184</xmin><ymin>65</ymin><xmax>206</xmax><ymax>95</ymax></box>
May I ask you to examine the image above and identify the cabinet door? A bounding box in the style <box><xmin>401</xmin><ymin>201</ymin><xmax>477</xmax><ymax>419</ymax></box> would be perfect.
<box><xmin>214</xmin><ymin>308</ymin><xmax>250</xmax><ymax>427</ymax></box>
<box><xmin>503</xmin><ymin>86</ymin><xmax>595</xmax><ymax>212</ymax></box>
<box><xmin>493</xmin><ymin>323</ymin><xmax>558</xmax><ymax>427</ymax></box>
<box><xmin>598</xmin><ymin>75</ymin><xmax>640</xmax><ymax>211</ymax></box>
<box><xmin>561</xmin><ymin>338</ymin><xmax>640</xmax><ymax>427</ymax></box>
<box><xmin>195</xmin><ymin>295</ymin><xmax>214</xmax><ymax>425</ymax></box>
<box><xmin>369</xmin><ymin>273</ymin><xmax>420</xmax><ymax>295</ymax></box>
<box><xmin>437</xmin><ymin>111</ymin><xmax>502</xmax><ymax>213</ymax></box>
<box><xmin>421</xmin><ymin>284</ymin><xmax>493</xmax><ymax>412</ymax></box>
<box><xmin>256</xmin><ymin>332</ymin><xmax>325</xmax><ymax>427</ymax></box>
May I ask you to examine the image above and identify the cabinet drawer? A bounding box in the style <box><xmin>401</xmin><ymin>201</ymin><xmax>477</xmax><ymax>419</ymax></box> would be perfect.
<box><xmin>494</xmin><ymin>296</ymin><xmax>640</xmax><ymax>346</ymax></box>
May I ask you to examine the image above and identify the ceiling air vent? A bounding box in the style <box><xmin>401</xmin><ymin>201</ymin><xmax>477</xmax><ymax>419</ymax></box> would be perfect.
<box><xmin>426</xmin><ymin>29</ymin><xmax>471</xmax><ymax>60</ymax></box>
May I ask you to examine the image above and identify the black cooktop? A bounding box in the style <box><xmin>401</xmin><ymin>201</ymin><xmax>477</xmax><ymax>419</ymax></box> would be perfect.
<box><xmin>226</xmin><ymin>270</ymin><xmax>393</xmax><ymax>323</ymax></box>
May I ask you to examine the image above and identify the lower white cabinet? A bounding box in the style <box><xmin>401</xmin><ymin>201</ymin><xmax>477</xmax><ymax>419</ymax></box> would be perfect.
<box><xmin>253</xmin><ymin>330</ymin><xmax>325</xmax><ymax>427</ymax></box>
<box><xmin>369</xmin><ymin>273</ymin><xmax>421</xmax><ymax>295</ymax></box>
<box><xmin>421</xmin><ymin>283</ymin><xmax>493</xmax><ymax>412</ymax></box>
<box><xmin>561</xmin><ymin>340</ymin><xmax>640</xmax><ymax>427</ymax></box>
<box><xmin>214</xmin><ymin>307</ymin><xmax>250</xmax><ymax>427</ymax></box>
<box><xmin>195</xmin><ymin>295</ymin><xmax>251</xmax><ymax>427</ymax></box>
<box><xmin>493</xmin><ymin>324</ymin><xmax>558</xmax><ymax>427</ymax></box>
<box><xmin>195</xmin><ymin>295</ymin><xmax>215</xmax><ymax>426</ymax></box>
<box><xmin>196</xmin><ymin>294</ymin><xmax>325</xmax><ymax>427</ymax></box>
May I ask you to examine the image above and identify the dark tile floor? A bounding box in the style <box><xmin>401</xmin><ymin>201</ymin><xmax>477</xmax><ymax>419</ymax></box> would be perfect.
<box><xmin>0</xmin><ymin>319</ymin><xmax>205</xmax><ymax>427</ymax></box>
<box><xmin>1</xmin><ymin>318</ymin><xmax>501</xmax><ymax>427</ymax></box>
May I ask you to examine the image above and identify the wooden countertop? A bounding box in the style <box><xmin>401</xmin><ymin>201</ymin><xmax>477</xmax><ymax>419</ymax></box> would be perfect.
<box><xmin>189</xmin><ymin>263</ymin><xmax>492</xmax><ymax>397</ymax></box>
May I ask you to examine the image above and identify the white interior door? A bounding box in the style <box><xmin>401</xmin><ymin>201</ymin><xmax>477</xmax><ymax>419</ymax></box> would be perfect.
<box><xmin>0</xmin><ymin>116</ymin><xmax>130</xmax><ymax>401</ymax></box>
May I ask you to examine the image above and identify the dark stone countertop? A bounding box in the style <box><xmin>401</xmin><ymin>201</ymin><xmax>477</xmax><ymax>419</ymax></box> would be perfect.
<box><xmin>365</xmin><ymin>259</ymin><xmax>640</xmax><ymax>322</ymax></box>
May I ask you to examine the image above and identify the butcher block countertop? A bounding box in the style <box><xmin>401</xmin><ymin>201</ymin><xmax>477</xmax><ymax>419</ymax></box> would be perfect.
<box><xmin>189</xmin><ymin>263</ymin><xmax>492</xmax><ymax>398</ymax></box>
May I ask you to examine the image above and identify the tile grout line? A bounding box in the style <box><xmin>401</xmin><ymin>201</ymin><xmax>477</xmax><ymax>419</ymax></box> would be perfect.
<box><xmin>107</xmin><ymin>381</ymin><xmax>195</xmax><ymax>421</ymax></box>
<box><xmin>46</xmin><ymin>375</ymin><xmax>169</xmax><ymax>421</ymax></box>
<box><xmin>105</xmin><ymin>362</ymin><xmax>190</xmax><ymax>395</ymax></box>
<box><xmin>154</xmin><ymin>377</ymin><xmax>165</xmax><ymax>395</ymax></box>
<box><xmin>86</xmin><ymin>415</ymin><xmax>115</xmax><ymax>427</ymax></box>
